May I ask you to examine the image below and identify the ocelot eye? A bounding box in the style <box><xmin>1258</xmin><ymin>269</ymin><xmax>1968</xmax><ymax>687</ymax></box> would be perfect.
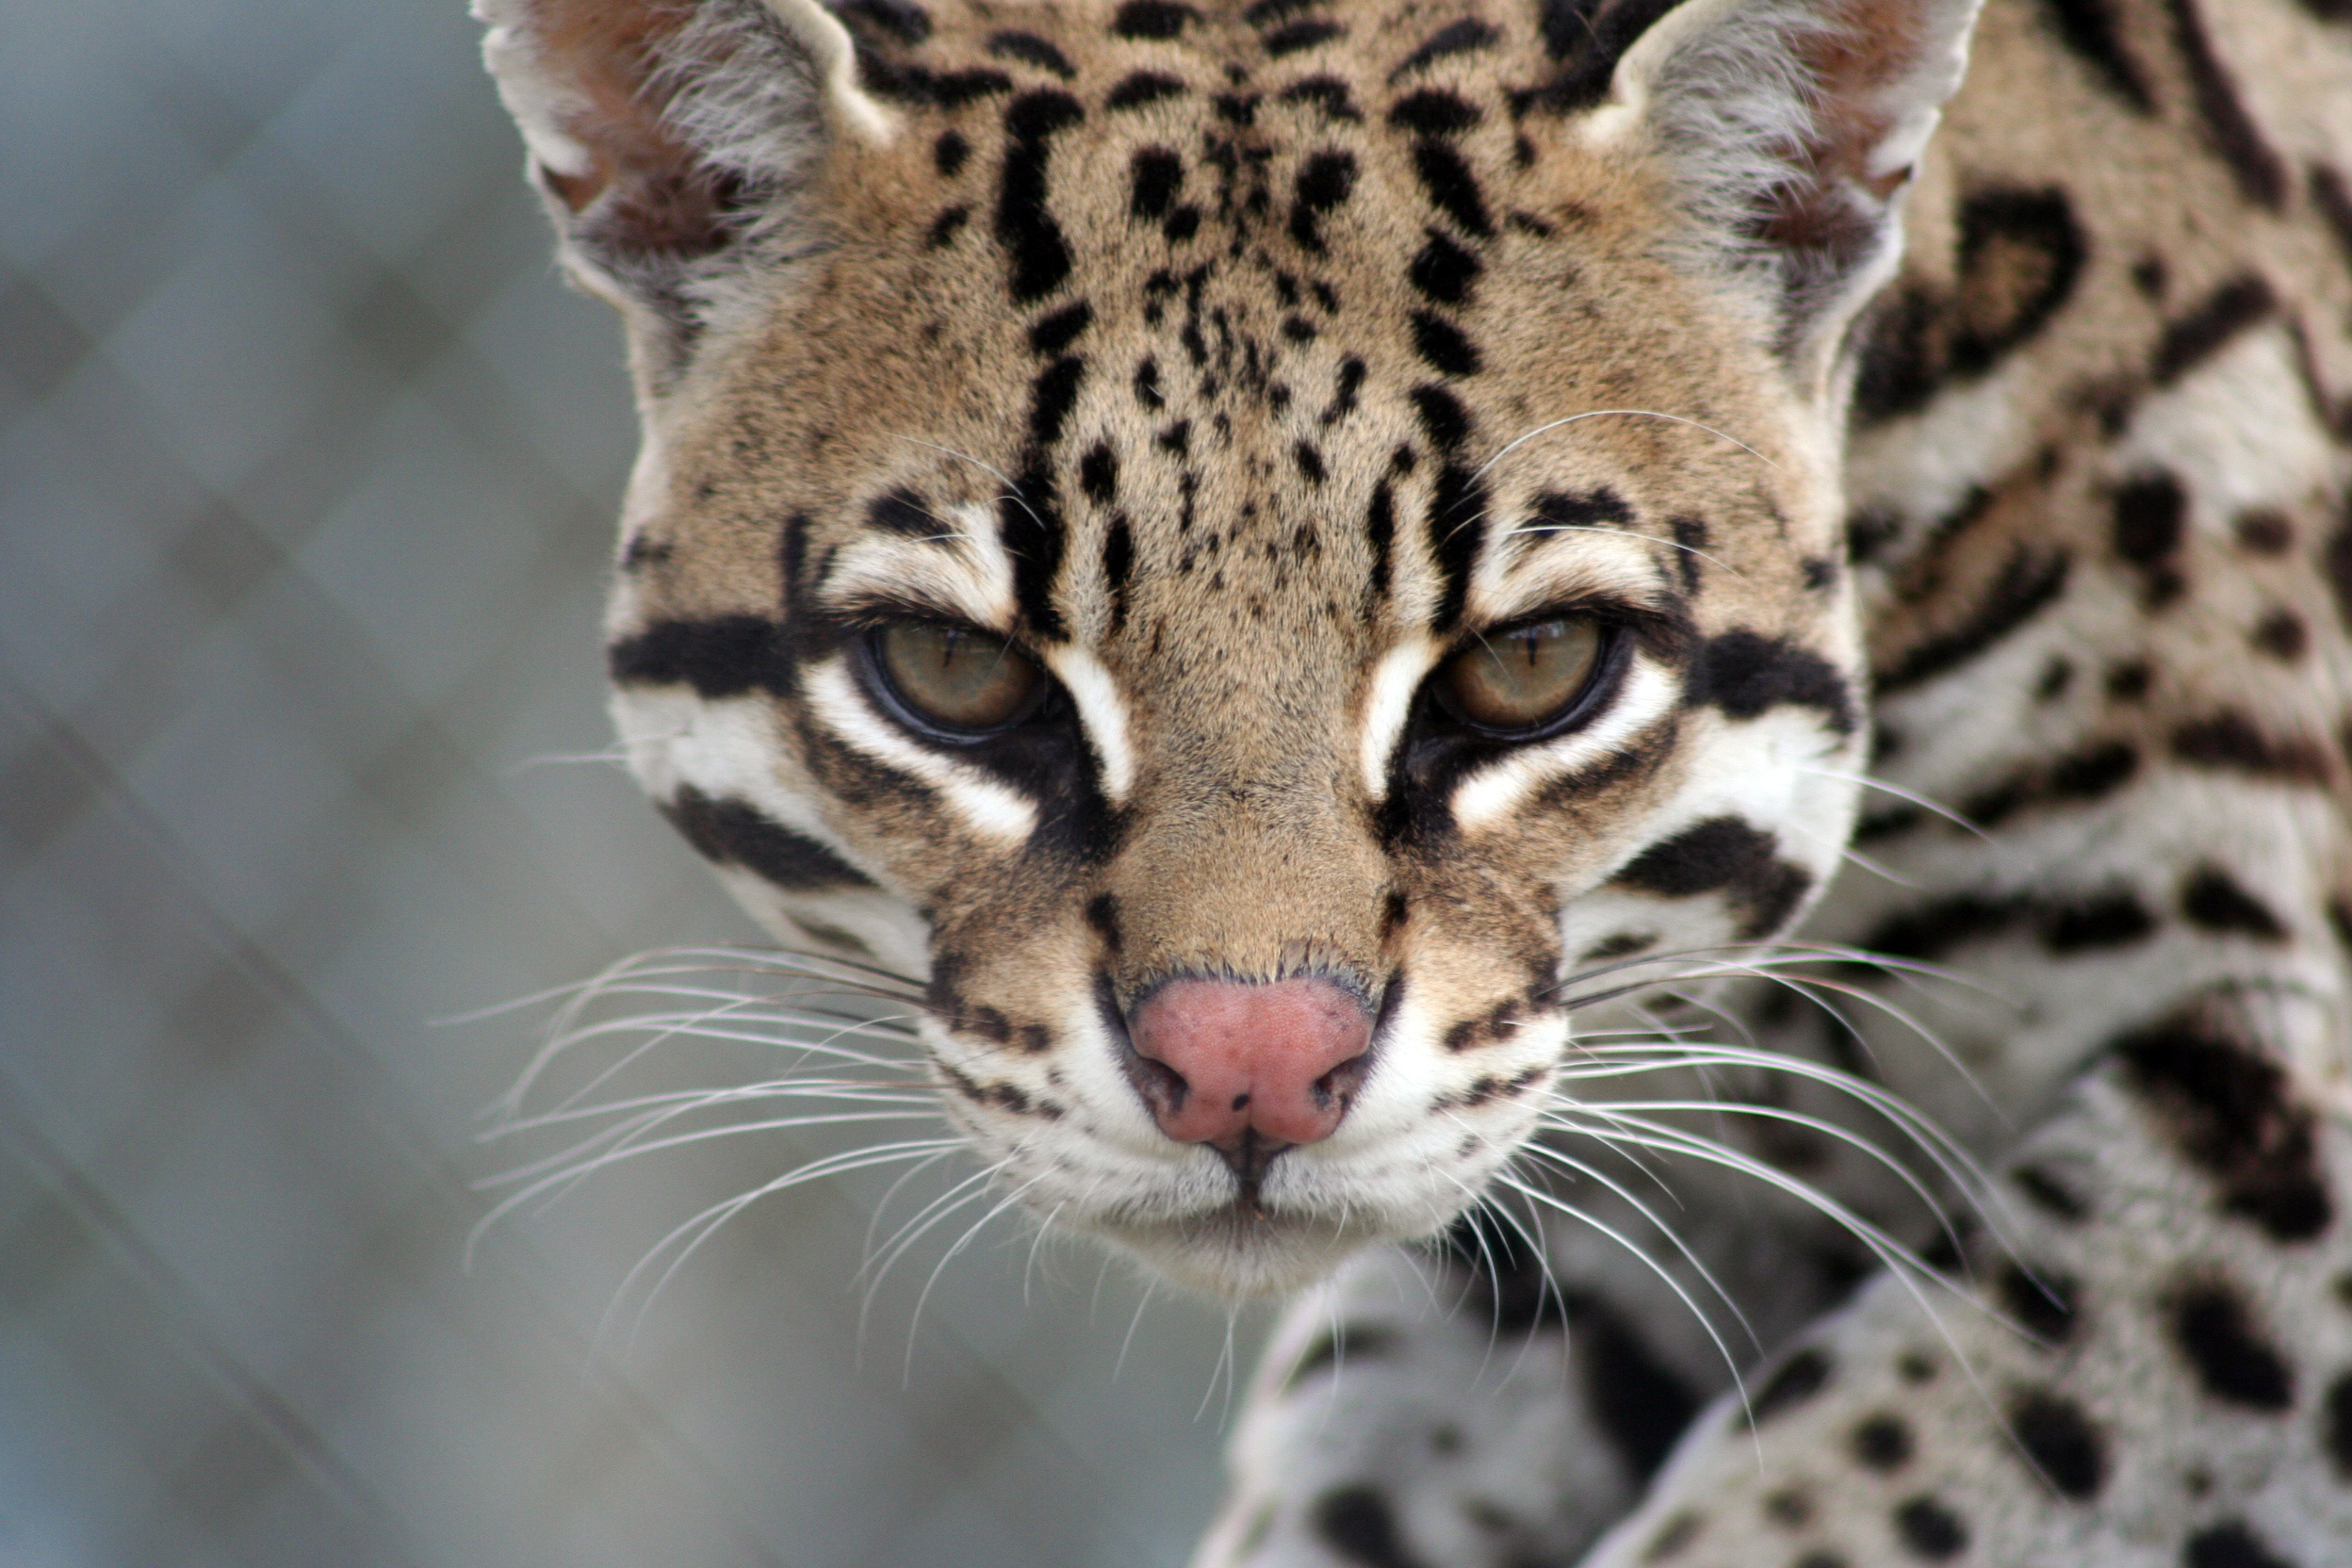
<box><xmin>1435</xmin><ymin>616</ymin><xmax>1607</xmax><ymax>733</ymax></box>
<box><xmin>869</xmin><ymin>620</ymin><xmax>1046</xmax><ymax>734</ymax></box>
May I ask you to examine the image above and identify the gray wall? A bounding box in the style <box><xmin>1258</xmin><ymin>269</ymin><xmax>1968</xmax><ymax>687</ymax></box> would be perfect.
<box><xmin>0</xmin><ymin>4</ymin><xmax>1260</xmax><ymax>1563</ymax></box>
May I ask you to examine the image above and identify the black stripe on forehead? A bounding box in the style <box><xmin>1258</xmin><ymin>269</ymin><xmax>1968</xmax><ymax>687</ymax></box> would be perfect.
<box><xmin>661</xmin><ymin>786</ymin><xmax>877</xmax><ymax>890</ymax></box>
<box><xmin>1427</xmin><ymin>463</ymin><xmax>1488</xmax><ymax>631</ymax></box>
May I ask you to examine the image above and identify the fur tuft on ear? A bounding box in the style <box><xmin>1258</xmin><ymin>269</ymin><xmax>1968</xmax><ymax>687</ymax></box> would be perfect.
<box><xmin>1554</xmin><ymin>0</ymin><xmax>1983</xmax><ymax>388</ymax></box>
<box><xmin>476</xmin><ymin>0</ymin><xmax>894</xmax><ymax>369</ymax></box>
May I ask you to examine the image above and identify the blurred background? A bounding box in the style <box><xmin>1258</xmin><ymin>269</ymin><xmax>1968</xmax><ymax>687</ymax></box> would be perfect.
<box><xmin>0</xmin><ymin>4</ymin><xmax>1263</xmax><ymax>1563</ymax></box>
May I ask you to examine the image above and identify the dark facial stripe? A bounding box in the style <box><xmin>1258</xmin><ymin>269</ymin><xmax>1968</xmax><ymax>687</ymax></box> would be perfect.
<box><xmin>1111</xmin><ymin>1</ymin><xmax>1196</xmax><ymax>40</ymax></box>
<box><xmin>1613</xmin><ymin>816</ymin><xmax>1814</xmax><ymax>939</ymax></box>
<box><xmin>997</xmin><ymin>90</ymin><xmax>1086</xmax><ymax>302</ymax></box>
<box><xmin>866</xmin><ymin>488</ymin><xmax>937</xmax><ymax>538</ymax></box>
<box><xmin>1408</xmin><ymin>229</ymin><xmax>1480</xmax><ymax>304</ymax></box>
<box><xmin>1391</xmin><ymin>17</ymin><xmax>1500</xmax><ymax>81</ymax></box>
<box><xmin>1002</xmin><ymin>466</ymin><xmax>1070</xmax><ymax>639</ymax></box>
<box><xmin>1426</xmin><ymin>463</ymin><xmax>1486</xmax><ymax>630</ymax></box>
<box><xmin>1288</xmin><ymin>149</ymin><xmax>1358</xmax><ymax>254</ymax></box>
<box><xmin>1387</xmin><ymin>90</ymin><xmax>1481</xmax><ymax>136</ymax></box>
<box><xmin>1411</xmin><ymin>140</ymin><xmax>1494</xmax><ymax>237</ymax></box>
<box><xmin>1408</xmin><ymin>384</ymin><xmax>1471</xmax><ymax>449</ymax></box>
<box><xmin>1102</xmin><ymin>513</ymin><xmax>1135</xmax><ymax>629</ymax></box>
<box><xmin>2180</xmin><ymin>865</ymin><xmax>2287</xmax><ymax>939</ymax></box>
<box><xmin>1028</xmin><ymin>355</ymin><xmax>1086</xmax><ymax>447</ymax></box>
<box><xmin>2164</xmin><ymin>0</ymin><xmax>2288</xmax><ymax>209</ymax></box>
<box><xmin>1105</xmin><ymin>71</ymin><xmax>1185</xmax><ymax>110</ymax></box>
<box><xmin>2171</xmin><ymin>711</ymin><xmax>2332</xmax><ymax>782</ymax></box>
<box><xmin>610</xmin><ymin>616</ymin><xmax>792</xmax><ymax>699</ymax></box>
<box><xmin>1263</xmin><ymin>17</ymin><xmax>1344</xmax><ymax>55</ymax></box>
<box><xmin>1875</xmin><ymin>545</ymin><xmax>2071</xmax><ymax>694</ymax></box>
<box><xmin>1365</xmin><ymin>479</ymin><xmax>1396</xmax><ymax>602</ymax></box>
<box><xmin>1029</xmin><ymin>300</ymin><xmax>1093</xmax><ymax>356</ymax></box>
<box><xmin>660</xmin><ymin>786</ymin><xmax>875</xmax><ymax>890</ymax></box>
<box><xmin>1688</xmin><ymin>630</ymin><xmax>1857</xmax><ymax>734</ymax></box>
<box><xmin>2151</xmin><ymin>274</ymin><xmax>2276</xmax><ymax>385</ymax></box>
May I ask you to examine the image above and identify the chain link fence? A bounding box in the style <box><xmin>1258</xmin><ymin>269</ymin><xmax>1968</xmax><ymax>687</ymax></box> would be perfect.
<box><xmin>0</xmin><ymin>5</ymin><xmax>1258</xmax><ymax>1563</ymax></box>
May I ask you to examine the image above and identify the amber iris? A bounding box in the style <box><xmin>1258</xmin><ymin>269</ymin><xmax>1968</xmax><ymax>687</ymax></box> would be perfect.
<box><xmin>873</xmin><ymin>622</ymin><xmax>1044</xmax><ymax>732</ymax></box>
<box><xmin>1438</xmin><ymin>618</ymin><xmax>1605</xmax><ymax>731</ymax></box>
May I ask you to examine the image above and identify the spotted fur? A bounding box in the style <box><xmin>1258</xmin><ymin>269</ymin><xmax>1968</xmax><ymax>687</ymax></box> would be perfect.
<box><xmin>478</xmin><ymin>0</ymin><xmax>2352</xmax><ymax>1561</ymax></box>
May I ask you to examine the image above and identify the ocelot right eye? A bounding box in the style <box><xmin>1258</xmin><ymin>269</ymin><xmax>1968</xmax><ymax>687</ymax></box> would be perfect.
<box><xmin>866</xmin><ymin>620</ymin><xmax>1048</xmax><ymax>737</ymax></box>
<box><xmin>1431</xmin><ymin>616</ymin><xmax>1609</xmax><ymax>736</ymax></box>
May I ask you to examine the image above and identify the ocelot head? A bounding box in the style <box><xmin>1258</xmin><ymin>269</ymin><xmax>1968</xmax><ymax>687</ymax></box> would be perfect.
<box><xmin>482</xmin><ymin>0</ymin><xmax>1979</xmax><ymax>1292</ymax></box>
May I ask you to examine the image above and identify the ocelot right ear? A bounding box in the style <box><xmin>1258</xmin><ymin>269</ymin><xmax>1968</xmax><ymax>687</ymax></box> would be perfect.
<box><xmin>476</xmin><ymin>0</ymin><xmax>896</xmax><ymax>378</ymax></box>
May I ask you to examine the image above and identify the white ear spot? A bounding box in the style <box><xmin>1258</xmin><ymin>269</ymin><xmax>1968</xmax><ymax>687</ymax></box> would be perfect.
<box><xmin>759</xmin><ymin>0</ymin><xmax>900</xmax><ymax>144</ymax></box>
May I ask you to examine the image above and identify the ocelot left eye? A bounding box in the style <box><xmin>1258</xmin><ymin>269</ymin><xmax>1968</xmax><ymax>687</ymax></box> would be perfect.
<box><xmin>867</xmin><ymin>620</ymin><xmax>1047</xmax><ymax>735</ymax></box>
<box><xmin>1434</xmin><ymin>617</ymin><xmax>1607</xmax><ymax>734</ymax></box>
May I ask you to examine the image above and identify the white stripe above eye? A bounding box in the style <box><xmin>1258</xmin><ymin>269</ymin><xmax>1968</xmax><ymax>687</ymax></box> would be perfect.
<box><xmin>1450</xmin><ymin>654</ymin><xmax>1679</xmax><ymax>829</ymax></box>
<box><xmin>1045</xmin><ymin>645</ymin><xmax>1135</xmax><ymax>802</ymax></box>
<box><xmin>803</xmin><ymin>658</ymin><xmax>1037</xmax><ymax>841</ymax></box>
<box><xmin>1360</xmin><ymin>636</ymin><xmax>1441</xmax><ymax>799</ymax></box>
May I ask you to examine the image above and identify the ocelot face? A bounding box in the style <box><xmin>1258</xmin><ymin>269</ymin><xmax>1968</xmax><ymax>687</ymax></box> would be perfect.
<box><xmin>483</xmin><ymin>0</ymin><xmax>1952</xmax><ymax>1293</ymax></box>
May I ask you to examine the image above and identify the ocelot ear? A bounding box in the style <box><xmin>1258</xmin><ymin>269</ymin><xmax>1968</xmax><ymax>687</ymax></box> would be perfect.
<box><xmin>476</xmin><ymin>0</ymin><xmax>895</xmax><ymax>375</ymax></box>
<box><xmin>1545</xmin><ymin>0</ymin><xmax>1984</xmax><ymax>391</ymax></box>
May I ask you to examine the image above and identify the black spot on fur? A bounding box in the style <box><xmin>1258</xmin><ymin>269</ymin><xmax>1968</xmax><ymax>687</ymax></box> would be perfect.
<box><xmin>838</xmin><ymin>0</ymin><xmax>930</xmax><ymax>44</ymax></box>
<box><xmin>1366</xmin><ymin>481</ymin><xmax>1396</xmax><ymax>600</ymax></box>
<box><xmin>1105</xmin><ymin>71</ymin><xmax>1185</xmax><ymax>110</ymax></box>
<box><xmin>1029</xmin><ymin>301</ymin><xmax>1093</xmax><ymax>357</ymax></box>
<box><xmin>866</xmin><ymin>487</ymin><xmax>937</xmax><ymax>538</ymax></box>
<box><xmin>988</xmin><ymin>30</ymin><xmax>1075</xmax><ymax>78</ymax></box>
<box><xmin>1388</xmin><ymin>90</ymin><xmax>1482</xmax><ymax>135</ymax></box>
<box><xmin>1133</xmin><ymin>357</ymin><xmax>1164</xmax><ymax>408</ymax></box>
<box><xmin>1865</xmin><ymin>892</ymin><xmax>2023</xmax><ymax>961</ymax></box>
<box><xmin>2172</xmin><ymin>712</ymin><xmax>2333</xmax><ymax>783</ymax></box>
<box><xmin>2112</xmin><ymin>471</ymin><xmax>2185</xmax><ymax>568</ymax></box>
<box><xmin>1295</xmin><ymin>441</ymin><xmax>1327</xmax><ymax>485</ymax></box>
<box><xmin>1852</xmin><ymin>1413</ymin><xmax>1914</xmax><ymax>1470</ymax></box>
<box><xmin>1028</xmin><ymin>356</ymin><xmax>1086</xmax><ymax>447</ymax></box>
<box><xmin>1689</xmin><ymin>630</ymin><xmax>1857</xmax><ymax>734</ymax></box>
<box><xmin>1289</xmin><ymin>150</ymin><xmax>1358</xmax><ymax>254</ymax></box>
<box><xmin>1999</xmin><ymin>1259</ymin><xmax>2080</xmax><ymax>1344</ymax></box>
<box><xmin>2164</xmin><ymin>0</ymin><xmax>2289</xmax><ymax>208</ymax></box>
<box><xmin>1278</xmin><ymin>75</ymin><xmax>1364</xmax><ymax>121</ymax></box>
<box><xmin>1409</xmin><ymin>384</ymin><xmax>1471</xmax><ymax>450</ymax></box>
<box><xmin>2184</xmin><ymin>1520</ymin><xmax>2298</xmax><ymax>1568</ymax></box>
<box><xmin>609</xmin><ymin>616</ymin><xmax>791</xmax><ymax>699</ymax></box>
<box><xmin>1411</xmin><ymin>140</ymin><xmax>1494</xmax><ymax>237</ymax></box>
<box><xmin>1669</xmin><ymin>516</ymin><xmax>1710</xmax><ymax>594</ymax></box>
<box><xmin>2181</xmin><ymin>866</ymin><xmax>2288</xmax><ymax>939</ymax></box>
<box><xmin>1314</xmin><ymin>1485</ymin><xmax>1426</xmax><ymax>1568</ymax></box>
<box><xmin>2039</xmin><ymin>0</ymin><xmax>2156</xmax><ymax>108</ymax></box>
<box><xmin>997</xmin><ymin>91</ymin><xmax>1086</xmax><ymax>302</ymax></box>
<box><xmin>2325</xmin><ymin>1369</ymin><xmax>2352</xmax><ymax>1478</ymax></box>
<box><xmin>1575</xmin><ymin>1295</ymin><xmax>1702</xmax><ymax>1480</ymax></box>
<box><xmin>1876</xmin><ymin>547</ymin><xmax>2071</xmax><ymax>693</ymax></box>
<box><xmin>1615</xmin><ymin>817</ymin><xmax>1814</xmax><ymax>940</ymax></box>
<box><xmin>1322</xmin><ymin>356</ymin><xmax>1366</xmax><ymax>426</ymax></box>
<box><xmin>1393</xmin><ymin>18</ymin><xmax>1500</xmax><ymax>80</ymax></box>
<box><xmin>1410</xmin><ymin>311</ymin><xmax>1481</xmax><ymax>376</ymax></box>
<box><xmin>1854</xmin><ymin>188</ymin><xmax>2086</xmax><ymax>424</ymax></box>
<box><xmin>1084</xmin><ymin>891</ymin><xmax>1122</xmax><ymax>952</ymax></box>
<box><xmin>1264</xmin><ymin>18</ymin><xmax>1345</xmax><ymax>56</ymax></box>
<box><xmin>1530</xmin><ymin>488</ymin><xmax>1635</xmax><ymax>542</ymax></box>
<box><xmin>1404</xmin><ymin>231</ymin><xmax>1482</xmax><ymax>309</ymax></box>
<box><xmin>2040</xmin><ymin>890</ymin><xmax>2158</xmax><ymax>952</ymax></box>
<box><xmin>661</xmin><ymin>787</ymin><xmax>874</xmax><ymax>890</ymax></box>
<box><xmin>1536</xmin><ymin>0</ymin><xmax>1683</xmax><ymax>109</ymax></box>
<box><xmin>1129</xmin><ymin>148</ymin><xmax>1183</xmax><ymax>220</ymax></box>
<box><xmin>2312</xmin><ymin>164</ymin><xmax>2352</xmax><ymax>269</ymax></box>
<box><xmin>2012</xmin><ymin>1391</ymin><xmax>2106</xmax><ymax>1498</ymax></box>
<box><xmin>1892</xmin><ymin>1495</ymin><xmax>1968</xmax><ymax>1560</ymax></box>
<box><xmin>1112</xmin><ymin>0</ymin><xmax>1197</xmax><ymax>40</ymax></box>
<box><xmin>934</xmin><ymin>130</ymin><xmax>971</xmax><ymax>176</ymax></box>
<box><xmin>1079</xmin><ymin>442</ymin><xmax>1119</xmax><ymax>505</ymax></box>
<box><xmin>2118</xmin><ymin>1014</ymin><xmax>2332</xmax><ymax>1240</ymax></box>
<box><xmin>1750</xmin><ymin>1348</ymin><xmax>1832</xmax><ymax>1423</ymax></box>
<box><xmin>2173</xmin><ymin>1279</ymin><xmax>2296</xmax><ymax>1410</ymax></box>
<box><xmin>2013</xmin><ymin>1163</ymin><xmax>2092</xmax><ymax>1221</ymax></box>
<box><xmin>1001</xmin><ymin>468</ymin><xmax>1070</xmax><ymax>640</ymax></box>
<box><xmin>926</xmin><ymin>206</ymin><xmax>969</xmax><ymax>248</ymax></box>
<box><xmin>1426</xmin><ymin>464</ymin><xmax>1487</xmax><ymax>630</ymax></box>
<box><xmin>2251</xmin><ymin>609</ymin><xmax>2309</xmax><ymax>662</ymax></box>
<box><xmin>2153</xmin><ymin>275</ymin><xmax>2278</xmax><ymax>384</ymax></box>
<box><xmin>1102</xmin><ymin>514</ymin><xmax>1135</xmax><ymax>628</ymax></box>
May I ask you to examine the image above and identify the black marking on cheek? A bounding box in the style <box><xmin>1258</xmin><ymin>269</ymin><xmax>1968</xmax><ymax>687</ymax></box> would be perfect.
<box><xmin>1312</xmin><ymin>1487</ymin><xmax>1420</xmax><ymax>1568</ymax></box>
<box><xmin>1408</xmin><ymin>228</ymin><xmax>1480</xmax><ymax>305</ymax></box>
<box><xmin>1084</xmin><ymin>891</ymin><xmax>1122</xmax><ymax>953</ymax></box>
<box><xmin>1111</xmin><ymin>0</ymin><xmax>1197</xmax><ymax>41</ymax></box>
<box><xmin>1128</xmin><ymin>147</ymin><xmax>1183</xmax><ymax>221</ymax></box>
<box><xmin>660</xmin><ymin>786</ymin><xmax>877</xmax><ymax>890</ymax></box>
<box><xmin>1002</xmin><ymin>469</ymin><xmax>1070</xmax><ymax>640</ymax></box>
<box><xmin>1278</xmin><ymin>75</ymin><xmax>1364</xmax><ymax>122</ymax></box>
<box><xmin>2117</xmin><ymin>1014</ymin><xmax>2332</xmax><ymax>1241</ymax></box>
<box><xmin>2010</xmin><ymin>1390</ymin><xmax>2107</xmax><ymax>1499</ymax></box>
<box><xmin>1379</xmin><ymin>890</ymin><xmax>1410</xmax><ymax>939</ymax></box>
<box><xmin>1365</xmin><ymin>480</ymin><xmax>1396</xmax><ymax>604</ymax></box>
<box><xmin>1410</xmin><ymin>311</ymin><xmax>1480</xmax><ymax>376</ymax></box>
<box><xmin>1688</xmin><ymin>630</ymin><xmax>1857</xmax><ymax>734</ymax></box>
<box><xmin>1295</xmin><ymin>441</ymin><xmax>1327</xmax><ymax>485</ymax></box>
<box><xmin>2039</xmin><ymin>890</ymin><xmax>2158</xmax><ymax>952</ymax></box>
<box><xmin>2012</xmin><ymin>1163</ymin><xmax>2092</xmax><ymax>1221</ymax></box>
<box><xmin>1387</xmin><ymin>90</ymin><xmax>1481</xmax><ymax>136</ymax></box>
<box><xmin>1614</xmin><ymin>817</ymin><xmax>1814</xmax><ymax>941</ymax></box>
<box><xmin>1321</xmin><ymin>355</ymin><xmax>1366</xmax><ymax>426</ymax></box>
<box><xmin>1411</xmin><ymin>140</ymin><xmax>1494</xmax><ymax>237</ymax></box>
<box><xmin>1529</xmin><ymin>486</ymin><xmax>1635</xmax><ymax>541</ymax></box>
<box><xmin>988</xmin><ymin>30</ymin><xmax>1076</xmax><ymax>79</ymax></box>
<box><xmin>1029</xmin><ymin>301</ymin><xmax>1093</xmax><ymax>357</ymax></box>
<box><xmin>1392</xmin><ymin>17</ymin><xmax>1500</xmax><ymax>80</ymax></box>
<box><xmin>2153</xmin><ymin>274</ymin><xmax>2277</xmax><ymax>385</ymax></box>
<box><xmin>1133</xmin><ymin>356</ymin><xmax>1164</xmax><ymax>408</ymax></box>
<box><xmin>1408</xmin><ymin>384</ymin><xmax>1470</xmax><ymax>450</ymax></box>
<box><xmin>1874</xmin><ymin>547</ymin><xmax>2071</xmax><ymax>694</ymax></box>
<box><xmin>866</xmin><ymin>487</ymin><xmax>938</xmax><ymax>538</ymax></box>
<box><xmin>1998</xmin><ymin>1259</ymin><xmax>2080</xmax><ymax>1344</ymax></box>
<box><xmin>997</xmin><ymin>90</ymin><xmax>1086</xmax><ymax>302</ymax></box>
<box><xmin>1102</xmin><ymin>513</ymin><xmax>1135</xmax><ymax>629</ymax></box>
<box><xmin>1105</xmin><ymin>71</ymin><xmax>1185</xmax><ymax>110</ymax></box>
<box><xmin>1668</xmin><ymin>516</ymin><xmax>1709</xmax><ymax>594</ymax></box>
<box><xmin>2184</xmin><ymin>1521</ymin><xmax>2297</xmax><ymax>1568</ymax></box>
<box><xmin>1802</xmin><ymin>556</ymin><xmax>1837</xmax><ymax>591</ymax></box>
<box><xmin>1425</xmin><ymin>464</ymin><xmax>1487</xmax><ymax>631</ymax></box>
<box><xmin>1028</xmin><ymin>356</ymin><xmax>1086</xmax><ymax>447</ymax></box>
<box><xmin>2038</xmin><ymin>0</ymin><xmax>2155</xmax><ymax>110</ymax></box>
<box><xmin>2172</xmin><ymin>711</ymin><xmax>2333</xmax><ymax>783</ymax></box>
<box><xmin>934</xmin><ymin>130</ymin><xmax>971</xmax><ymax>176</ymax></box>
<box><xmin>2171</xmin><ymin>1279</ymin><xmax>2296</xmax><ymax>1410</ymax></box>
<box><xmin>1080</xmin><ymin>442</ymin><xmax>1119</xmax><ymax>504</ymax></box>
<box><xmin>2181</xmin><ymin>865</ymin><xmax>2288</xmax><ymax>939</ymax></box>
<box><xmin>926</xmin><ymin>206</ymin><xmax>970</xmax><ymax>248</ymax></box>
<box><xmin>1748</xmin><ymin>1347</ymin><xmax>1832</xmax><ymax>1424</ymax></box>
<box><xmin>610</xmin><ymin>616</ymin><xmax>792</xmax><ymax>699</ymax></box>
<box><xmin>1287</xmin><ymin>149</ymin><xmax>1358</xmax><ymax>254</ymax></box>
<box><xmin>2164</xmin><ymin>0</ymin><xmax>2289</xmax><ymax>209</ymax></box>
<box><xmin>1263</xmin><ymin>18</ymin><xmax>1344</xmax><ymax>56</ymax></box>
<box><xmin>1892</xmin><ymin>1496</ymin><xmax>1968</xmax><ymax>1560</ymax></box>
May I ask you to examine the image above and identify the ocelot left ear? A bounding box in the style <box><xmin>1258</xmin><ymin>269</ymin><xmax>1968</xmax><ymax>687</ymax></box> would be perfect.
<box><xmin>476</xmin><ymin>0</ymin><xmax>896</xmax><ymax>381</ymax></box>
<box><xmin>1543</xmin><ymin>0</ymin><xmax>1985</xmax><ymax>394</ymax></box>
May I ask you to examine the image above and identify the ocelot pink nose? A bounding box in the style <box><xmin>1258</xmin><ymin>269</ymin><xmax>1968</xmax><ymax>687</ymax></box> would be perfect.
<box><xmin>1126</xmin><ymin>976</ymin><xmax>1374</xmax><ymax>1150</ymax></box>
